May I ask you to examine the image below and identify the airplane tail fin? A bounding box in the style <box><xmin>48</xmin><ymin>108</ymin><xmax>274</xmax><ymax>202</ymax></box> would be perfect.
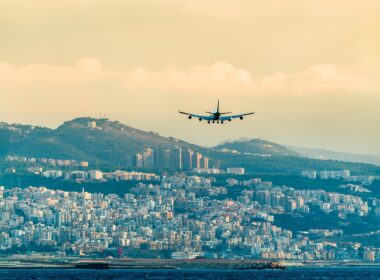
<box><xmin>217</xmin><ymin>100</ymin><xmax>220</xmax><ymax>113</ymax></box>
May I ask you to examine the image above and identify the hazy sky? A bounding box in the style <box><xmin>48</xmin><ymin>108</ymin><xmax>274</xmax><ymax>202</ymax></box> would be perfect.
<box><xmin>1</xmin><ymin>0</ymin><xmax>379</xmax><ymax>155</ymax></box>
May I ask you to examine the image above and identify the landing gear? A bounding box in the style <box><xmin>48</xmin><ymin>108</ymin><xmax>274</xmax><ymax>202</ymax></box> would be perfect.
<box><xmin>240</xmin><ymin>116</ymin><xmax>243</xmax><ymax>120</ymax></box>
<box><xmin>221</xmin><ymin>121</ymin><xmax>224</xmax><ymax>124</ymax></box>
<box><xmin>188</xmin><ymin>115</ymin><xmax>192</xmax><ymax>119</ymax></box>
<box><xmin>207</xmin><ymin>121</ymin><xmax>210</xmax><ymax>124</ymax></box>
<box><xmin>199</xmin><ymin>118</ymin><xmax>202</xmax><ymax>121</ymax></box>
<box><xmin>212</xmin><ymin>120</ymin><xmax>215</xmax><ymax>123</ymax></box>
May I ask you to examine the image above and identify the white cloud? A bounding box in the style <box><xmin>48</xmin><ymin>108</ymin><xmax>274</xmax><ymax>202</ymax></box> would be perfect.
<box><xmin>0</xmin><ymin>58</ymin><xmax>378</xmax><ymax>95</ymax></box>
<box><xmin>0</xmin><ymin>58</ymin><xmax>117</xmax><ymax>89</ymax></box>
<box><xmin>125</xmin><ymin>62</ymin><xmax>379</xmax><ymax>95</ymax></box>
<box><xmin>125</xmin><ymin>61</ymin><xmax>255</xmax><ymax>94</ymax></box>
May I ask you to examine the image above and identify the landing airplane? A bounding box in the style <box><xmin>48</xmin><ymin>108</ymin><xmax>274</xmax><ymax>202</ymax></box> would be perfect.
<box><xmin>179</xmin><ymin>100</ymin><xmax>255</xmax><ymax>124</ymax></box>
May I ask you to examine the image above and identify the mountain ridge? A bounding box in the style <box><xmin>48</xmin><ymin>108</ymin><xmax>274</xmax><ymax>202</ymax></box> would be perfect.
<box><xmin>214</xmin><ymin>138</ymin><xmax>301</xmax><ymax>157</ymax></box>
<box><xmin>1</xmin><ymin>118</ymin><xmax>380</xmax><ymax>175</ymax></box>
<box><xmin>287</xmin><ymin>145</ymin><xmax>380</xmax><ymax>167</ymax></box>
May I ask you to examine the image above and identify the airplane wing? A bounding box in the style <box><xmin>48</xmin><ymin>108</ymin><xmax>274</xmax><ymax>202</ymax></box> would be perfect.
<box><xmin>220</xmin><ymin>112</ymin><xmax>255</xmax><ymax>121</ymax></box>
<box><xmin>179</xmin><ymin>111</ymin><xmax>213</xmax><ymax>121</ymax></box>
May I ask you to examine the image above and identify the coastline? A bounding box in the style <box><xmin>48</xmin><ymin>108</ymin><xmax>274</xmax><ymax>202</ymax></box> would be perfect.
<box><xmin>0</xmin><ymin>258</ymin><xmax>283</xmax><ymax>270</ymax></box>
<box><xmin>1</xmin><ymin>258</ymin><xmax>380</xmax><ymax>270</ymax></box>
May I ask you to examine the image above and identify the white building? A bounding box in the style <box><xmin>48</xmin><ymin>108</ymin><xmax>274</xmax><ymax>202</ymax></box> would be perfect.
<box><xmin>301</xmin><ymin>170</ymin><xmax>317</xmax><ymax>179</ymax></box>
<box><xmin>88</xmin><ymin>170</ymin><xmax>103</xmax><ymax>180</ymax></box>
<box><xmin>227</xmin><ymin>167</ymin><xmax>245</xmax><ymax>175</ymax></box>
<box><xmin>320</xmin><ymin>170</ymin><xmax>350</xmax><ymax>180</ymax></box>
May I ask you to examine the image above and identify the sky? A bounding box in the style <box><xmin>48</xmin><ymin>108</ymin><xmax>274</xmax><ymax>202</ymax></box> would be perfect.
<box><xmin>1</xmin><ymin>0</ymin><xmax>379</xmax><ymax>155</ymax></box>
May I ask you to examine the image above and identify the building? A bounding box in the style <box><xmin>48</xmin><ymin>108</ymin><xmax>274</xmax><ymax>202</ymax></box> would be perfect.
<box><xmin>88</xmin><ymin>121</ymin><xmax>97</xmax><ymax>129</ymax></box>
<box><xmin>142</xmin><ymin>148</ymin><xmax>154</xmax><ymax>169</ymax></box>
<box><xmin>320</xmin><ymin>170</ymin><xmax>350</xmax><ymax>180</ymax></box>
<box><xmin>203</xmin><ymin>157</ymin><xmax>209</xmax><ymax>169</ymax></box>
<box><xmin>301</xmin><ymin>170</ymin><xmax>317</xmax><ymax>179</ymax></box>
<box><xmin>135</xmin><ymin>153</ymin><xmax>143</xmax><ymax>168</ymax></box>
<box><xmin>171</xmin><ymin>147</ymin><xmax>182</xmax><ymax>170</ymax></box>
<box><xmin>154</xmin><ymin>147</ymin><xmax>166</xmax><ymax>170</ymax></box>
<box><xmin>193</xmin><ymin>152</ymin><xmax>203</xmax><ymax>169</ymax></box>
<box><xmin>227</xmin><ymin>167</ymin><xmax>245</xmax><ymax>175</ymax></box>
<box><xmin>88</xmin><ymin>170</ymin><xmax>103</xmax><ymax>180</ymax></box>
<box><xmin>182</xmin><ymin>149</ymin><xmax>194</xmax><ymax>170</ymax></box>
<box><xmin>80</xmin><ymin>161</ymin><xmax>89</xmax><ymax>168</ymax></box>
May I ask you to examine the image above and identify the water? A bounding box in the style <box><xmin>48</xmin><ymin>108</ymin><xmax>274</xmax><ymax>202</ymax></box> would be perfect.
<box><xmin>0</xmin><ymin>267</ymin><xmax>379</xmax><ymax>280</ymax></box>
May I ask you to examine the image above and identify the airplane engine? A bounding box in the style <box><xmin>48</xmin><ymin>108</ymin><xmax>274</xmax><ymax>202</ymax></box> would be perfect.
<box><xmin>199</xmin><ymin>118</ymin><xmax>202</xmax><ymax>121</ymax></box>
<box><xmin>188</xmin><ymin>115</ymin><xmax>192</xmax><ymax>119</ymax></box>
<box><xmin>240</xmin><ymin>116</ymin><xmax>243</xmax><ymax>120</ymax></box>
<box><xmin>228</xmin><ymin>118</ymin><xmax>232</xmax><ymax>121</ymax></box>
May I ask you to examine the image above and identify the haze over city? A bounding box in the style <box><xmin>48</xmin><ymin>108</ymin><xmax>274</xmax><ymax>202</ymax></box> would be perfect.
<box><xmin>1</xmin><ymin>0</ymin><xmax>379</xmax><ymax>155</ymax></box>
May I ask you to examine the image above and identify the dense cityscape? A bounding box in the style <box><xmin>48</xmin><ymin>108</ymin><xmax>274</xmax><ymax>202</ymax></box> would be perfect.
<box><xmin>2</xmin><ymin>0</ymin><xmax>380</xmax><ymax>278</ymax></box>
<box><xmin>1</xmin><ymin>171</ymin><xmax>380</xmax><ymax>263</ymax></box>
<box><xmin>1</xmin><ymin>122</ymin><xmax>380</xmax><ymax>265</ymax></box>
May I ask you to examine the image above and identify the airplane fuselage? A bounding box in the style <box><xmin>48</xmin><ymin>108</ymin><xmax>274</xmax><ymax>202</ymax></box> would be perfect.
<box><xmin>211</xmin><ymin>112</ymin><xmax>221</xmax><ymax>120</ymax></box>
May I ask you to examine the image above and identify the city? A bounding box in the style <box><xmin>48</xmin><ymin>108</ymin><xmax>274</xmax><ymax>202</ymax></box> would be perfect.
<box><xmin>1</xmin><ymin>171</ymin><xmax>380</xmax><ymax>263</ymax></box>
<box><xmin>1</xmin><ymin>0</ymin><xmax>380</xmax><ymax>278</ymax></box>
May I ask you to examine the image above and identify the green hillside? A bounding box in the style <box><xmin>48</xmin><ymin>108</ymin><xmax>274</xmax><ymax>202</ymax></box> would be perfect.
<box><xmin>0</xmin><ymin>118</ymin><xmax>197</xmax><ymax>165</ymax></box>
<box><xmin>1</xmin><ymin>118</ymin><xmax>380</xmax><ymax>175</ymax></box>
<box><xmin>215</xmin><ymin>138</ymin><xmax>300</xmax><ymax>157</ymax></box>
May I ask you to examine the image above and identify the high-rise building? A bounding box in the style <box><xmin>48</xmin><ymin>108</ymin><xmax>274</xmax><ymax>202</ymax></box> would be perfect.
<box><xmin>54</xmin><ymin>212</ymin><xmax>62</xmax><ymax>227</ymax></box>
<box><xmin>203</xmin><ymin>156</ymin><xmax>209</xmax><ymax>169</ymax></box>
<box><xmin>193</xmin><ymin>152</ymin><xmax>203</xmax><ymax>169</ymax></box>
<box><xmin>164</xmin><ymin>149</ymin><xmax>172</xmax><ymax>170</ymax></box>
<box><xmin>143</xmin><ymin>148</ymin><xmax>154</xmax><ymax>169</ymax></box>
<box><xmin>171</xmin><ymin>147</ymin><xmax>182</xmax><ymax>170</ymax></box>
<box><xmin>135</xmin><ymin>153</ymin><xmax>143</xmax><ymax>168</ymax></box>
<box><xmin>154</xmin><ymin>147</ymin><xmax>166</xmax><ymax>170</ymax></box>
<box><xmin>256</xmin><ymin>190</ymin><xmax>271</xmax><ymax>205</ymax></box>
<box><xmin>182</xmin><ymin>149</ymin><xmax>193</xmax><ymax>170</ymax></box>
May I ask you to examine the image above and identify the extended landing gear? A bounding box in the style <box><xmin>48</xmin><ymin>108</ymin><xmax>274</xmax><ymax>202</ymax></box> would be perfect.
<box><xmin>207</xmin><ymin>121</ymin><xmax>210</xmax><ymax>124</ymax></box>
<box><xmin>221</xmin><ymin>121</ymin><xmax>224</xmax><ymax>124</ymax></box>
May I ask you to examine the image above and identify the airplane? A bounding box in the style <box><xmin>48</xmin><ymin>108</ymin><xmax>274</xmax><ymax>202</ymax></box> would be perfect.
<box><xmin>179</xmin><ymin>100</ymin><xmax>255</xmax><ymax>124</ymax></box>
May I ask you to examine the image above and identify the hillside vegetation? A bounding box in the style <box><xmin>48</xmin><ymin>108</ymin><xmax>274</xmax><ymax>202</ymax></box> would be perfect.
<box><xmin>1</xmin><ymin>118</ymin><xmax>380</xmax><ymax>175</ymax></box>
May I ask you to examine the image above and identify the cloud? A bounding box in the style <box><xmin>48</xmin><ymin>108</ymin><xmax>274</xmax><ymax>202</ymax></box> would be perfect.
<box><xmin>126</xmin><ymin>62</ymin><xmax>380</xmax><ymax>95</ymax></box>
<box><xmin>0</xmin><ymin>58</ymin><xmax>378</xmax><ymax>95</ymax></box>
<box><xmin>0</xmin><ymin>58</ymin><xmax>118</xmax><ymax>89</ymax></box>
<box><xmin>125</xmin><ymin>61</ymin><xmax>255</xmax><ymax>94</ymax></box>
<box><xmin>286</xmin><ymin>64</ymin><xmax>376</xmax><ymax>94</ymax></box>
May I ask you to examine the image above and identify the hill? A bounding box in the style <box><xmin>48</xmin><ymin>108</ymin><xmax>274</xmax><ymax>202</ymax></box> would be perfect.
<box><xmin>287</xmin><ymin>146</ymin><xmax>380</xmax><ymax>167</ymax></box>
<box><xmin>0</xmin><ymin>118</ymin><xmax>197</xmax><ymax>165</ymax></box>
<box><xmin>1</xmin><ymin>118</ymin><xmax>380</xmax><ymax>176</ymax></box>
<box><xmin>214</xmin><ymin>138</ymin><xmax>300</xmax><ymax>157</ymax></box>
